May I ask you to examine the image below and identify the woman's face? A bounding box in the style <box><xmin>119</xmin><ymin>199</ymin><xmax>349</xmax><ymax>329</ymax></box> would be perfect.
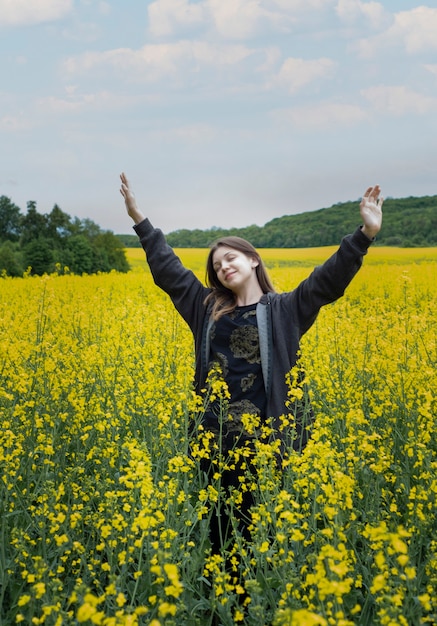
<box><xmin>212</xmin><ymin>246</ymin><xmax>259</xmax><ymax>292</ymax></box>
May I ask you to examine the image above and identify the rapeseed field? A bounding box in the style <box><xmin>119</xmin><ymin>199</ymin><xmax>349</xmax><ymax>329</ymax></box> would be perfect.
<box><xmin>1</xmin><ymin>246</ymin><xmax>436</xmax><ymax>625</ymax></box>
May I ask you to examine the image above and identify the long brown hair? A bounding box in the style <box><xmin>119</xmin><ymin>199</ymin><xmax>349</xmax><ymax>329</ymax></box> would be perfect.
<box><xmin>205</xmin><ymin>236</ymin><xmax>276</xmax><ymax>320</ymax></box>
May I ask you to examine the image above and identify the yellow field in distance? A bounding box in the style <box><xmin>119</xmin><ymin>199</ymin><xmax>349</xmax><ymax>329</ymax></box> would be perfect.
<box><xmin>126</xmin><ymin>245</ymin><xmax>437</xmax><ymax>272</ymax></box>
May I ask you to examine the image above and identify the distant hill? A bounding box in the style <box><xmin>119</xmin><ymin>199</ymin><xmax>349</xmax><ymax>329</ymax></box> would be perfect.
<box><xmin>117</xmin><ymin>194</ymin><xmax>437</xmax><ymax>248</ymax></box>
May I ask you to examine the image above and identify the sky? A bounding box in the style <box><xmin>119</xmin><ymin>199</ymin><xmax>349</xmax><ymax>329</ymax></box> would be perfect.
<box><xmin>1</xmin><ymin>0</ymin><xmax>436</xmax><ymax>235</ymax></box>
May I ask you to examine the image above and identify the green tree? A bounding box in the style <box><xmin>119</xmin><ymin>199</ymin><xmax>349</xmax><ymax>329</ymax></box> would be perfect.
<box><xmin>20</xmin><ymin>202</ymin><xmax>48</xmax><ymax>245</ymax></box>
<box><xmin>164</xmin><ymin>195</ymin><xmax>437</xmax><ymax>248</ymax></box>
<box><xmin>0</xmin><ymin>196</ymin><xmax>21</xmax><ymax>242</ymax></box>
<box><xmin>0</xmin><ymin>241</ymin><xmax>23</xmax><ymax>276</ymax></box>
<box><xmin>23</xmin><ymin>238</ymin><xmax>54</xmax><ymax>275</ymax></box>
<box><xmin>92</xmin><ymin>231</ymin><xmax>130</xmax><ymax>273</ymax></box>
<box><xmin>64</xmin><ymin>235</ymin><xmax>94</xmax><ymax>274</ymax></box>
<box><xmin>78</xmin><ymin>217</ymin><xmax>103</xmax><ymax>239</ymax></box>
<box><xmin>46</xmin><ymin>204</ymin><xmax>73</xmax><ymax>243</ymax></box>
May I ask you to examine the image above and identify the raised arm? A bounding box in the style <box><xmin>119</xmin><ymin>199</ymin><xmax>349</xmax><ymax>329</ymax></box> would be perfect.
<box><xmin>291</xmin><ymin>184</ymin><xmax>384</xmax><ymax>334</ymax></box>
<box><xmin>120</xmin><ymin>172</ymin><xmax>146</xmax><ymax>225</ymax></box>
<box><xmin>119</xmin><ymin>172</ymin><xmax>210</xmax><ymax>330</ymax></box>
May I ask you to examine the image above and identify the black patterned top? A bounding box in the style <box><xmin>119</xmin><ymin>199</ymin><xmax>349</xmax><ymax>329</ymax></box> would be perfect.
<box><xmin>204</xmin><ymin>304</ymin><xmax>266</xmax><ymax>446</ymax></box>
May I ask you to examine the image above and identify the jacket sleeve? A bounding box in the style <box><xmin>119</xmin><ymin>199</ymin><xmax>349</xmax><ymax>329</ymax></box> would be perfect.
<box><xmin>291</xmin><ymin>226</ymin><xmax>373</xmax><ymax>335</ymax></box>
<box><xmin>133</xmin><ymin>218</ymin><xmax>210</xmax><ymax>329</ymax></box>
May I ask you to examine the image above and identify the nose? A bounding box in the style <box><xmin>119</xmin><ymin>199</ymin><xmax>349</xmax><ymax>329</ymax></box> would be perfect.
<box><xmin>218</xmin><ymin>260</ymin><xmax>230</xmax><ymax>273</ymax></box>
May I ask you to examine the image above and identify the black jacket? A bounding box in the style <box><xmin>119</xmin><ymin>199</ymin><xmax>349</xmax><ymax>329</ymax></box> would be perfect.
<box><xmin>134</xmin><ymin>218</ymin><xmax>373</xmax><ymax>451</ymax></box>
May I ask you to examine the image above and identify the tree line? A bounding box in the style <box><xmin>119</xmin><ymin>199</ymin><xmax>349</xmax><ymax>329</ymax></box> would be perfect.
<box><xmin>0</xmin><ymin>196</ymin><xmax>129</xmax><ymax>277</ymax></box>
<box><xmin>118</xmin><ymin>194</ymin><xmax>437</xmax><ymax>248</ymax></box>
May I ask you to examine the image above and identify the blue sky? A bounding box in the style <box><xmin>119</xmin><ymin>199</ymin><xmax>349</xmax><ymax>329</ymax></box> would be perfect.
<box><xmin>1</xmin><ymin>0</ymin><xmax>436</xmax><ymax>235</ymax></box>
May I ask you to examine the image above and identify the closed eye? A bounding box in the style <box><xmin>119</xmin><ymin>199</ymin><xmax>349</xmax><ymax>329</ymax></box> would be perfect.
<box><xmin>213</xmin><ymin>254</ymin><xmax>236</xmax><ymax>272</ymax></box>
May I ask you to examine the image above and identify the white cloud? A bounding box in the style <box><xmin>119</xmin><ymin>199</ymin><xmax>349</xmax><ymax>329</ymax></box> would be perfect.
<box><xmin>271</xmin><ymin>0</ymin><xmax>334</xmax><ymax>8</ymax></box>
<box><xmin>361</xmin><ymin>85</ymin><xmax>437</xmax><ymax>116</ymax></box>
<box><xmin>0</xmin><ymin>0</ymin><xmax>73</xmax><ymax>26</ymax></box>
<box><xmin>147</xmin><ymin>0</ymin><xmax>304</xmax><ymax>40</ymax></box>
<box><xmin>357</xmin><ymin>6</ymin><xmax>437</xmax><ymax>57</ymax></box>
<box><xmin>148</xmin><ymin>0</ymin><xmax>205</xmax><ymax>37</ymax></box>
<box><xmin>269</xmin><ymin>57</ymin><xmax>336</xmax><ymax>93</ymax></box>
<box><xmin>36</xmin><ymin>90</ymin><xmax>156</xmax><ymax>113</ymax></box>
<box><xmin>207</xmin><ymin>0</ymin><xmax>290</xmax><ymax>39</ymax></box>
<box><xmin>424</xmin><ymin>64</ymin><xmax>437</xmax><ymax>79</ymax></box>
<box><xmin>37</xmin><ymin>92</ymin><xmax>110</xmax><ymax>113</ymax></box>
<box><xmin>63</xmin><ymin>41</ymin><xmax>258</xmax><ymax>84</ymax></box>
<box><xmin>392</xmin><ymin>7</ymin><xmax>437</xmax><ymax>54</ymax></box>
<box><xmin>0</xmin><ymin>114</ymin><xmax>33</xmax><ymax>132</ymax></box>
<box><xmin>273</xmin><ymin>101</ymin><xmax>368</xmax><ymax>129</ymax></box>
<box><xmin>335</xmin><ymin>0</ymin><xmax>388</xmax><ymax>28</ymax></box>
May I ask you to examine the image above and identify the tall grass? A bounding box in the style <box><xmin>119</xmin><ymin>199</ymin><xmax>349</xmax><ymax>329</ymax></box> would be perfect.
<box><xmin>1</xmin><ymin>248</ymin><xmax>436</xmax><ymax>625</ymax></box>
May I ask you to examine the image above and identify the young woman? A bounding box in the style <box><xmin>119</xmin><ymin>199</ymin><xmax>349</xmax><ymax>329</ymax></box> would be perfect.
<box><xmin>120</xmin><ymin>172</ymin><xmax>383</xmax><ymax>549</ymax></box>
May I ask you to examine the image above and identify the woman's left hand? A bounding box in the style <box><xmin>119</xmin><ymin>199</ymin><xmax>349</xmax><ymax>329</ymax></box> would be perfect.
<box><xmin>360</xmin><ymin>185</ymin><xmax>383</xmax><ymax>240</ymax></box>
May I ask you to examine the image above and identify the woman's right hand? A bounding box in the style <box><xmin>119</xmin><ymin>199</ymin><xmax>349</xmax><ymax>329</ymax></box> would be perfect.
<box><xmin>120</xmin><ymin>172</ymin><xmax>145</xmax><ymax>224</ymax></box>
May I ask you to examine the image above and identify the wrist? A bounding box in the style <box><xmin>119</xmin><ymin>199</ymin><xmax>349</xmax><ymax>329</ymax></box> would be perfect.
<box><xmin>129</xmin><ymin>208</ymin><xmax>146</xmax><ymax>225</ymax></box>
<box><xmin>360</xmin><ymin>225</ymin><xmax>378</xmax><ymax>241</ymax></box>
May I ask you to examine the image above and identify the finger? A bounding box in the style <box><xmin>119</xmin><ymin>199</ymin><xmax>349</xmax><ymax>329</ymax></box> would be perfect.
<box><xmin>360</xmin><ymin>187</ymin><xmax>374</xmax><ymax>207</ymax></box>
<box><xmin>363</xmin><ymin>185</ymin><xmax>381</xmax><ymax>202</ymax></box>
